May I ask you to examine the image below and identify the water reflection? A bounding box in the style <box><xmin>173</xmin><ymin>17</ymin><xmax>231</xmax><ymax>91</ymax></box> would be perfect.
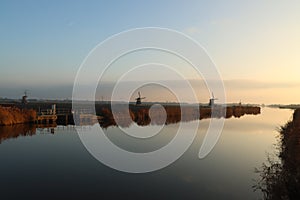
<box><xmin>0</xmin><ymin>105</ymin><xmax>261</xmax><ymax>143</ymax></box>
<box><xmin>0</xmin><ymin>124</ymin><xmax>36</xmax><ymax>143</ymax></box>
<box><xmin>0</xmin><ymin>123</ymin><xmax>96</xmax><ymax>143</ymax></box>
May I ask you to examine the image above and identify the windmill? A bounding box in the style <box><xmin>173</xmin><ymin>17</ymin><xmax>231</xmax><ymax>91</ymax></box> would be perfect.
<box><xmin>22</xmin><ymin>90</ymin><xmax>29</xmax><ymax>104</ymax></box>
<box><xmin>135</xmin><ymin>92</ymin><xmax>146</xmax><ymax>105</ymax></box>
<box><xmin>208</xmin><ymin>92</ymin><xmax>218</xmax><ymax>107</ymax></box>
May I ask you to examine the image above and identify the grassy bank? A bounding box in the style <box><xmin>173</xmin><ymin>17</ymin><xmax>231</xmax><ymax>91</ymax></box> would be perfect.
<box><xmin>99</xmin><ymin>105</ymin><xmax>260</xmax><ymax>128</ymax></box>
<box><xmin>0</xmin><ymin>106</ymin><xmax>36</xmax><ymax>126</ymax></box>
<box><xmin>0</xmin><ymin>102</ymin><xmax>260</xmax><ymax>127</ymax></box>
<box><xmin>255</xmin><ymin>109</ymin><xmax>300</xmax><ymax>199</ymax></box>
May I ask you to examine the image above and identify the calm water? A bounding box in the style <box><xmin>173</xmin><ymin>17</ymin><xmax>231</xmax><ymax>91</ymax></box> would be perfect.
<box><xmin>0</xmin><ymin>108</ymin><xmax>293</xmax><ymax>199</ymax></box>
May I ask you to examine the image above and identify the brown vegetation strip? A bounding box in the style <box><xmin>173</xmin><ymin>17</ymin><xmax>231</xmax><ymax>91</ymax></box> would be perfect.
<box><xmin>99</xmin><ymin>105</ymin><xmax>260</xmax><ymax>128</ymax></box>
<box><xmin>0</xmin><ymin>106</ymin><xmax>36</xmax><ymax>126</ymax></box>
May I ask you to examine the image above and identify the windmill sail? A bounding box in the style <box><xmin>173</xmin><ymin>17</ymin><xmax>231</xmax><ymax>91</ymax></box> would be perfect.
<box><xmin>135</xmin><ymin>91</ymin><xmax>146</xmax><ymax>105</ymax></box>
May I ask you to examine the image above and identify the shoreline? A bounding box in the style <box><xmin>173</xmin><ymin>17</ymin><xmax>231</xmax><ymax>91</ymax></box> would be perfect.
<box><xmin>255</xmin><ymin>108</ymin><xmax>300</xmax><ymax>198</ymax></box>
<box><xmin>0</xmin><ymin>106</ymin><xmax>36</xmax><ymax>126</ymax></box>
<box><xmin>0</xmin><ymin>102</ymin><xmax>260</xmax><ymax>127</ymax></box>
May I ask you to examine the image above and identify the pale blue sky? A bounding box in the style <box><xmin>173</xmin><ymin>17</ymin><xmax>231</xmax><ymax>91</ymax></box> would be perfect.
<box><xmin>0</xmin><ymin>0</ymin><xmax>299</xmax><ymax>103</ymax></box>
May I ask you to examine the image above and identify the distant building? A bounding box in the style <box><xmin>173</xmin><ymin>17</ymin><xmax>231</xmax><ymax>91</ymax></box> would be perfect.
<box><xmin>135</xmin><ymin>92</ymin><xmax>146</xmax><ymax>105</ymax></box>
<box><xmin>22</xmin><ymin>91</ymin><xmax>28</xmax><ymax>104</ymax></box>
<box><xmin>208</xmin><ymin>92</ymin><xmax>218</xmax><ymax>107</ymax></box>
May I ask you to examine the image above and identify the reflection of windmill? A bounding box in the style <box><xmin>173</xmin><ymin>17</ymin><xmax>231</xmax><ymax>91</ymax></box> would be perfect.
<box><xmin>22</xmin><ymin>90</ymin><xmax>29</xmax><ymax>104</ymax></box>
<box><xmin>208</xmin><ymin>92</ymin><xmax>218</xmax><ymax>107</ymax></box>
<box><xmin>135</xmin><ymin>92</ymin><xmax>146</xmax><ymax>105</ymax></box>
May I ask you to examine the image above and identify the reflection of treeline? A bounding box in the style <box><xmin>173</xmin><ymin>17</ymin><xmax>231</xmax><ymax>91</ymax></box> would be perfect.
<box><xmin>0</xmin><ymin>106</ymin><xmax>36</xmax><ymax>125</ymax></box>
<box><xmin>0</xmin><ymin>124</ymin><xmax>58</xmax><ymax>143</ymax></box>
<box><xmin>0</xmin><ymin>124</ymin><xmax>36</xmax><ymax>143</ymax></box>
<box><xmin>98</xmin><ymin>105</ymin><xmax>261</xmax><ymax>128</ymax></box>
<box><xmin>254</xmin><ymin>109</ymin><xmax>300</xmax><ymax>199</ymax></box>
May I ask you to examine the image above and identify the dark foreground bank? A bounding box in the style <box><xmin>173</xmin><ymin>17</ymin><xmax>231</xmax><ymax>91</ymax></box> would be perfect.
<box><xmin>255</xmin><ymin>109</ymin><xmax>300</xmax><ymax>199</ymax></box>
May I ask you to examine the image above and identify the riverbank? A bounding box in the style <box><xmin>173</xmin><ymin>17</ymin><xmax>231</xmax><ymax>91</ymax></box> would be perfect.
<box><xmin>277</xmin><ymin>109</ymin><xmax>300</xmax><ymax>198</ymax></box>
<box><xmin>0</xmin><ymin>106</ymin><xmax>36</xmax><ymax>126</ymax></box>
<box><xmin>0</xmin><ymin>102</ymin><xmax>260</xmax><ymax>127</ymax></box>
<box><xmin>255</xmin><ymin>108</ymin><xmax>300</xmax><ymax>199</ymax></box>
<box><xmin>98</xmin><ymin>104</ymin><xmax>260</xmax><ymax>128</ymax></box>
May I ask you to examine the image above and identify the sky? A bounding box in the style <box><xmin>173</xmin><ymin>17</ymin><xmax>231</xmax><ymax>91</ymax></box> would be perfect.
<box><xmin>0</xmin><ymin>0</ymin><xmax>299</xmax><ymax>104</ymax></box>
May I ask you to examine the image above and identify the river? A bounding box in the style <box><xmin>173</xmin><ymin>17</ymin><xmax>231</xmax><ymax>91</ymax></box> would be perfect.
<box><xmin>0</xmin><ymin>107</ymin><xmax>293</xmax><ymax>199</ymax></box>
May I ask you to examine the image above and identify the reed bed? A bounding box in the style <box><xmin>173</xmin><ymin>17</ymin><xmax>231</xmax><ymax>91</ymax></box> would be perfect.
<box><xmin>0</xmin><ymin>106</ymin><xmax>36</xmax><ymax>126</ymax></box>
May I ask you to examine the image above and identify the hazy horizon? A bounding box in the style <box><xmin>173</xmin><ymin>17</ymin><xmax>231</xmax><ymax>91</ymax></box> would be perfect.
<box><xmin>1</xmin><ymin>78</ymin><xmax>299</xmax><ymax>105</ymax></box>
